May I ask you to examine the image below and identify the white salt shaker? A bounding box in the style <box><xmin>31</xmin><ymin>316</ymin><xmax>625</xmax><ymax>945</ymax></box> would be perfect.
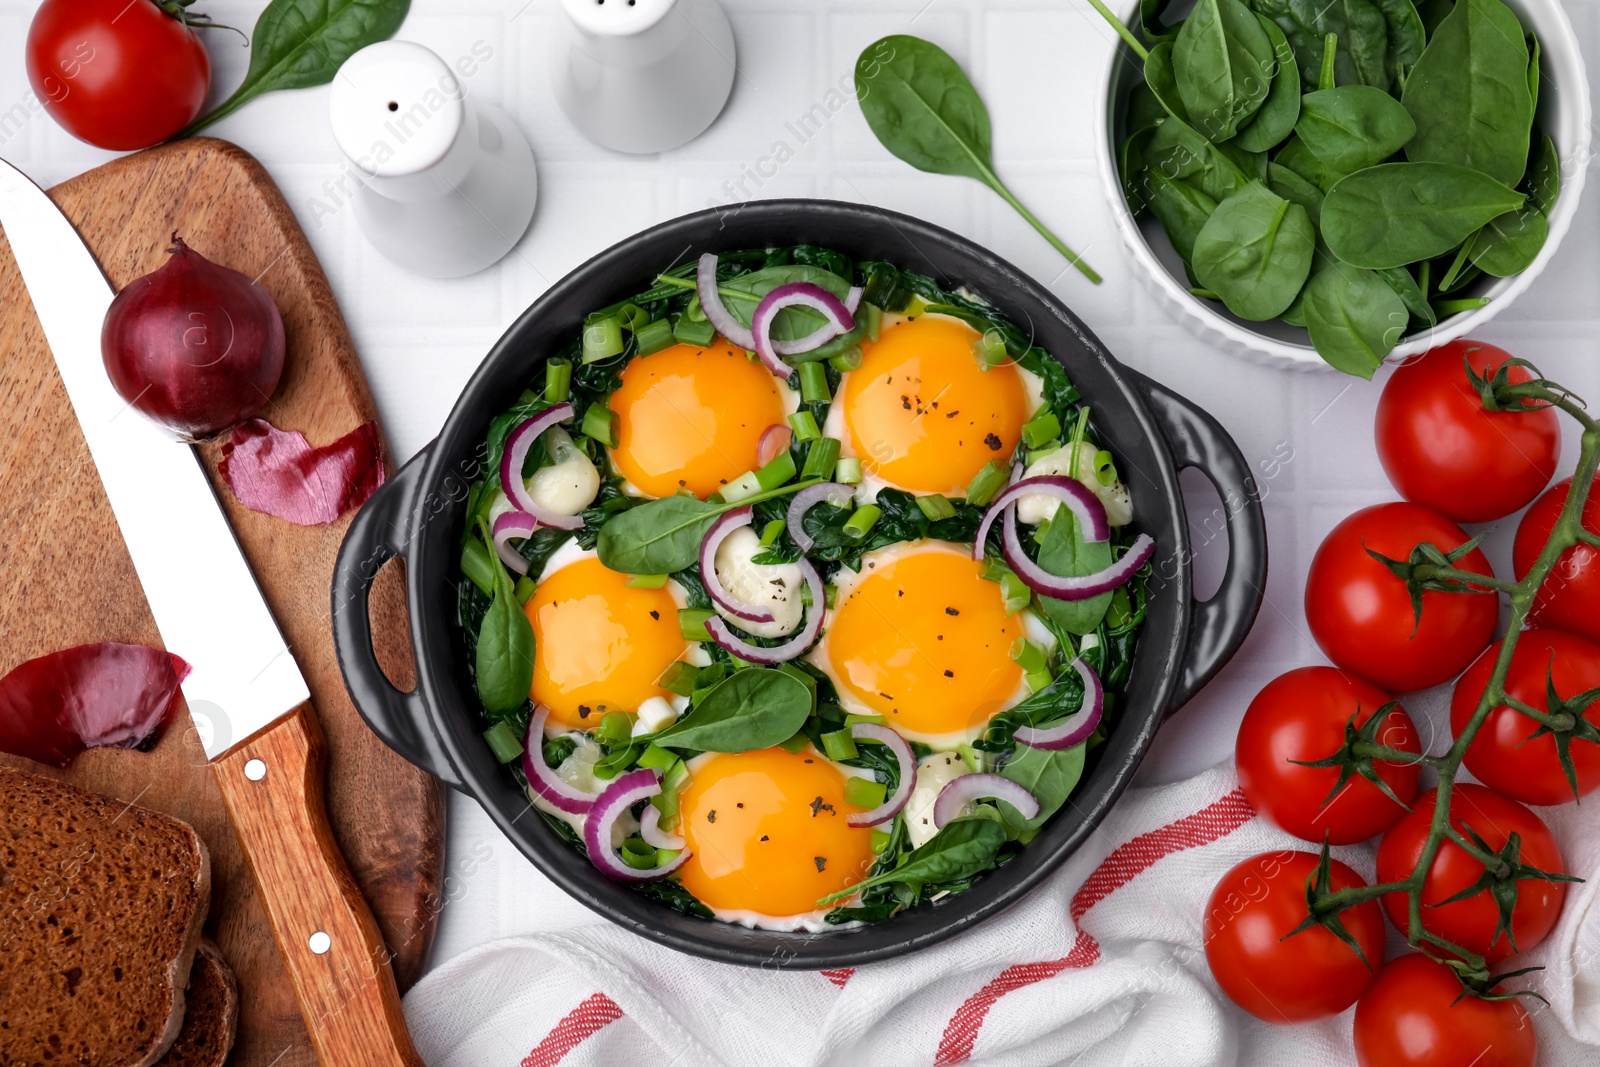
<box><xmin>328</xmin><ymin>41</ymin><xmax>538</xmax><ymax>278</ymax></box>
<box><xmin>549</xmin><ymin>0</ymin><xmax>737</xmax><ymax>154</ymax></box>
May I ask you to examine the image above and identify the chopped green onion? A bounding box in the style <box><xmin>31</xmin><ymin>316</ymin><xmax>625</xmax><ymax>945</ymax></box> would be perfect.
<box><xmin>870</xmin><ymin>828</ymin><xmax>892</xmax><ymax>853</ymax></box>
<box><xmin>979</xmin><ymin>556</ymin><xmax>1009</xmax><ymax>583</ymax></box>
<box><xmin>655</xmin><ymin>847</ymin><xmax>683</xmax><ymax>866</ymax></box>
<box><xmin>799</xmin><ymin>361</ymin><xmax>831</xmax><ymax>403</ymax></box>
<box><xmin>1025</xmin><ymin>668</ymin><xmax>1054</xmax><ymax>693</ymax></box>
<box><xmin>861</xmin><ymin>302</ymin><xmax>884</xmax><ymax>342</ymax></box>
<box><xmin>915</xmin><ymin>493</ymin><xmax>957</xmax><ymax>522</ymax></box>
<box><xmin>777</xmin><ymin>731</ymin><xmax>810</xmax><ymax>754</ymax></box>
<box><xmin>635</xmin><ymin>317</ymin><xmax>675</xmax><ymax>356</ymax></box>
<box><xmin>1027</xmin><ymin>441</ymin><xmax>1062</xmax><ymax>466</ymax></box>
<box><xmin>836</xmin><ymin>457</ymin><xmax>863</xmax><ymax>485</ymax></box>
<box><xmin>1010</xmin><ymin>638</ymin><xmax>1047</xmax><ymax>674</ymax></box>
<box><xmin>1000</xmin><ymin>572</ymin><xmax>1030</xmax><ymax>615</ymax></box>
<box><xmin>649</xmin><ymin>789</ymin><xmax>679</xmax><ymax>821</ymax></box>
<box><xmin>789</xmin><ymin>410</ymin><xmax>822</xmax><ymax>441</ymax></box>
<box><xmin>1093</xmin><ymin>449</ymin><xmax>1118</xmax><ymax>486</ymax></box>
<box><xmin>973</xmin><ymin>329</ymin><xmax>1008</xmax><ymax>369</ymax></box>
<box><xmin>824</xmin><ymin>583</ymin><xmax>838</xmax><ymax>609</ymax></box>
<box><xmin>482</xmin><ymin>721</ymin><xmax>524</xmax><ymax>764</ymax></box>
<box><xmin>460</xmin><ymin>538</ymin><xmax>496</xmax><ymax>595</ymax></box>
<box><xmin>843</xmin><ymin>504</ymin><xmax>882</xmax><ymax>541</ymax></box>
<box><xmin>757</xmin><ymin>449</ymin><xmax>797</xmax><ymax>491</ymax></box>
<box><xmin>720</xmin><ymin>470</ymin><xmax>763</xmax><ymax>503</ymax></box>
<box><xmin>800</xmin><ymin>579</ymin><xmax>814</xmax><ymax>608</ymax></box>
<box><xmin>545</xmin><ymin>358</ymin><xmax>572</xmax><ymax>402</ymax></box>
<box><xmin>582</xmin><ymin>315</ymin><xmax>624</xmax><ymax>363</ymax></box>
<box><xmin>514</xmin><ymin>575</ymin><xmax>537</xmax><ymax>605</ymax></box>
<box><xmin>621</xmin><ymin>839</ymin><xmax>660</xmax><ymax>869</ymax></box>
<box><xmin>966</xmin><ymin>460</ymin><xmax>1008</xmax><ymax>506</ymax></box>
<box><xmin>1105</xmin><ymin>586</ymin><xmax>1134</xmax><ymax>628</ymax></box>
<box><xmin>581</xmin><ymin>404</ymin><xmax>620</xmax><ymax>448</ymax></box>
<box><xmin>829</xmin><ymin>345</ymin><xmax>864</xmax><ymax>372</ymax></box>
<box><xmin>844</xmin><ymin>712</ymin><xmax>883</xmax><ymax>727</ymax></box>
<box><xmin>821</xmin><ymin>728</ymin><xmax>859</xmax><ymax>761</ymax></box>
<box><xmin>1067</xmin><ymin>406</ymin><xmax>1091</xmax><ymax>475</ymax></box>
<box><xmin>844</xmin><ymin>775</ymin><xmax>886</xmax><ymax>810</ymax></box>
<box><xmin>662</xmin><ymin>759</ymin><xmax>692</xmax><ymax>794</ymax></box>
<box><xmin>802</xmin><ymin>436</ymin><xmax>841</xmax><ymax>481</ymax></box>
<box><xmin>658</xmin><ymin>661</ymin><xmax>697</xmax><ymax>697</ymax></box>
<box><xmin>759</xmin><ymin>518</ymin><xmax>786</xmax><ymax>546</ymax></box>
<box><xmin>672</xmin><ymin>313</ymin><xmax>716</xmax><ymax>347</ymax></box>
<box><xmin>1022</xmin><ymin>411</ymin><xmax>1062</xmax><ymax>449</ymax></box>
<box><xmin>637</xmin><ymin>744</ymin><xmax>678</xmax><ymax>772</ymax></box>
<box><xmin>627</xmin><ymin>573</ymin><xmax>669</xmax><ymax>589</ymax></box>
<box><xmin>679</xmin><ymin>608</ymin><xmax>715</xmax><ymax>642</ymax></box>
<box><xmin>958</xmin><ymin>744</ymin><xmax>982</xmax><ymax>773</ymax></box>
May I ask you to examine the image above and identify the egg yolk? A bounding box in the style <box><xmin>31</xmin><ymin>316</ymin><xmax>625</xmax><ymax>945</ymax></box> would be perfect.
<box><xmin>609</xmin><ymin>337</ymin><xmax>787</xmax><ymax>499</ymax></box>
<box><xmin>525</xmin><ymin>557</ymin><xmax>689</xmax><ymax>730</ymax></box>
<box><xmin>676</xmin><ymin>748</ymin><xmax>877</xmax><ymax>917</ymax></box>
<box><xmin>841</xmin><ymin>316</ymin><xmax>1028</xmax><ymax>495</ymax></box>
<box><xmin>825</xmin><ymin>544</ymin><xmax>1026</xmax><ymax>738</ymax></box>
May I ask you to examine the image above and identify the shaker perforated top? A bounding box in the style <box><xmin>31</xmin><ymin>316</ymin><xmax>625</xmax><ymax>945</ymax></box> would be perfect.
<box><xmin>559</xmin><ymin>0</ymin><xmax>677</xmax><ymax>37</ymax></box>
<box><xmin>328</xmin><ymin>41</ymin><xmax>465</xmax><ymax>179</ymax></box>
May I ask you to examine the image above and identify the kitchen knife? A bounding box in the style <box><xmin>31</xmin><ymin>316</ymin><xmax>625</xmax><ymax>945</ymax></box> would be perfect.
<box><xmin>0</xmin><ymin>157</ymin><xmax>423</xmax><ymax>1067</ymax></box>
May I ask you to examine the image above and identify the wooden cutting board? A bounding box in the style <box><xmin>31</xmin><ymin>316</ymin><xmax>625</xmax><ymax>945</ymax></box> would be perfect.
<box><xmin>0</xmin><ymin>138</ymin><xmax>444</xmax><ymax>1067</ymax></box>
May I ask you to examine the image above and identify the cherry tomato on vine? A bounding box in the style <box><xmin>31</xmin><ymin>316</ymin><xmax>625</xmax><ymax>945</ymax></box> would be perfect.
<box><xmin>1376</xmin><ymin>785</ymin><xmax>1568</xmax><ymax>963</ymax></box>
<box><xmin>1204</xmin><ymin>850</ymin><xmax>1386</xmax><ymax>1022</ymax></box>
<box><xmin>26</xmin><ymin>0</ymin><xmax>211</xmax><ymax>151</ymax></box>
<box><xmin>1305</xmin><ymin>503</ymin><xmax>1498</xmax><ymax>693</ymax></box>
<box><xmin>1236</xmin><ymin>667</ymin><xmax>1422</xmax><ymax>844</ymax></box>
<box><xmin>1514</xmin><ymin>476</ymin><xmax>1600</xmax><ymax>644</ymax></box>
<box><xmin>1375</xmin><ymin>341</ymin><xmax>1559</xmax><ymax>524</ymax></box>
<box><xmin>1452</xmin><ymin>629</ymin><xmax>1600</xmax><ymax>806</ymax></box>
<box><xmin>1354</xmin><ymin>953</ymin><xmax>1537</xmax><ymax>1067</ymax></box>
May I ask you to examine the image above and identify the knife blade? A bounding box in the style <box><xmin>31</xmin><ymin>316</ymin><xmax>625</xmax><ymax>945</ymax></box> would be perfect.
<box><xmin>0</xmin><ymin>157</ymin><xmax>422</xmax><ymax>1067</ymax></box>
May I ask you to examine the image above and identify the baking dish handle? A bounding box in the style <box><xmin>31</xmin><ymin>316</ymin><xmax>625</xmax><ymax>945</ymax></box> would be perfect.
<box><xmin>1132</xmin><ymin>373</ymin><xmax>1268</xmax><ymax>715</ymax></box>
<box><xmin>332</xmin><ymin>445</ymin><xmax>465</xmax><ymax>790</ymax></box>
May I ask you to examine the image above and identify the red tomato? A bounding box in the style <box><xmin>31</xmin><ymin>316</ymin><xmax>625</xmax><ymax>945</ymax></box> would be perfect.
<box><xmin>1203</xmin><ymin>850</ymin><xmax>1386</xmax><ymax>1023</ymax></box>
<box><xmin>1452</xmin><ymin>629</ymin><xmax>1600</xmax><ymax>805</ymax></box>
<box><xmin>1236</xmin><ymin>667</ymin><xmax>1422</xmax><ymax>844</ymax></box>
<box><xmin>1354</xmin><ymin>954</ymin><xmax>1537</xmax><ymax>1067</ymax></box>
<box><xmin>1514</xmin><ymin>477</ymin><xmax>1600</xmax><ymax>644</ymax></box>
<box><xmin>26</xmin><ymin>0</ymin><xmax>210</xmax><ymax>151</ymax></box>
<box><xmin>1376</xmin><ymin>341</ymin><xmax>1559</xmax><ymax>523</ymax></box>
<box><xmin>1376</xmin><ymin>785</ymin><xmax>1567</xmax><ymax>962</ymax></box>
<box><xmin>1305</xmin><ymin>503</ymin><xmax>1498</xmax><ymax>693</ymax></box>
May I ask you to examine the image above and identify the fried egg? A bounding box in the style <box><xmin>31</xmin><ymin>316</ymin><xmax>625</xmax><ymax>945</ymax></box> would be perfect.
<box><xmin>823</xmin><ymin>314</ymin><xmax>1044</xmax><ymax>499</ymax></box>
<box><xmin>810</xmin><ymin>540</ymin><xmax>1055</xmax><ymax>747</ymax></box>
<box><xmin>675</xmin><ymin>747</ymin><xmax>877</xmax><ymax>930</ymax></box>
<box><xmin>524</xmin><ymin>541</ymin><xmax>694</xmax><ymax>730</ymax></box>
<box><xmin>609</xmin><ymin>336</ymin><xmax>797</xmax><ymax>499</ymax></box>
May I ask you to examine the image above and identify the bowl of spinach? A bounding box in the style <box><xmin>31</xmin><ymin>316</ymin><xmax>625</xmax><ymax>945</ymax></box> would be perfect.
<box><xmin>1092</xmin><ymin>0</ymin><xmax>1590</xmax><ymax>376</ymax></box>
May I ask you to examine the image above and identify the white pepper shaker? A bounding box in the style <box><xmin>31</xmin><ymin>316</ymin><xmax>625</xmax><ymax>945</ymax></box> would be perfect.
<box><xmin>328</xmin><ymin>41</ymin><xmax>538</xmax><ymax>278</ymax></box>
<box><xmin>549</xmin><ymin>0</ymin><xmax>737</xmax><ymax>154</ymax></box>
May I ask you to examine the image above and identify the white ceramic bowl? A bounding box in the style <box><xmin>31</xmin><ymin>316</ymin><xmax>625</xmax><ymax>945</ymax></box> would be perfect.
<box><xmin>1094</xmin><ymin>0</ymin><xmax>1592</xmax><ymax>370</ymax></box>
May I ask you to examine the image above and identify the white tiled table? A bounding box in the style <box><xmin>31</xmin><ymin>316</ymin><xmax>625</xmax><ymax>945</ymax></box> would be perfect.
<box><xmin>5</xmin><ymin>0</ymin><xmax>1599</xmax><ymax>1037</ymax></box>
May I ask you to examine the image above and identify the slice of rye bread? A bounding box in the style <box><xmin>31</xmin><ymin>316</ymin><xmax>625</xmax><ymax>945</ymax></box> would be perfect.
<box><xmin>155</xmin><ymin>941</ymin><xmax>238</xmax><ymax>1067</ymax></box>
<box><xmin>0</xmin><ymin>765</ymin><xmax>211</xmax><ymax>1067</ymax></box>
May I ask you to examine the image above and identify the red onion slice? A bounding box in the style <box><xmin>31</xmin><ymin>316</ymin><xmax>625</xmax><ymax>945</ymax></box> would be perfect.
<box><xmin>750</xmin><ymin>282</ymin><xmax>858</xmax><ymax>376</ymax></box>
<box><xmin>1013</xmin><ymin>657</ymin><xmax>1105</xmax><ymax>751</ymax></box>
<box><xmin>972</xmin><ymin>476</ymin><xmax>1110</xmax><ymax>561</ymax></box>
<box><xmin>699</xmin><ymin>507</ymin><xmax>776</xmax><ymax>624</ymax></box>
<box><xmin>521</xmin><ymin>705</ymin><xmax>600</xmax><ymax>814</ymax></box>
<box><xmin>500</xmin><ymin>403</ymin><xmax>584</xmax><ymax>532</ymax></box>
<box><xmin>704</xmin><ymin>558</ymin><xmax>824</xmax><ymax>662</ymax></box>
<box><xmin>640</xmin><ymin>804</ymin><xmax>686</xmax><ymax>850</ymax></box>
<box><xmin>786</xmin><ymin>482</ymin><xmax>855</xmax><ymax>553</ymax></box>
<box><xmin>772</xmin><ymin>285</ymin><xmax>865</xmax><ymax>356</ymax></box>
<box><xmin>696</xmin><ymin>253</ymin><xmax>756</xmax><ymax>351</ymax></box>
<box><xmin>847</xmin><ymin>723</ymin><xmax>915</xmax><ymax>828</ymax></box>
<box><xmin>932</xmin><ymin>773</ymin><xmax>1040</xmax><ymax>829</ymax></box>
<box><xmin>491</xmin><ymin>509</ymin><xmax>538</xmax><ymax>576</ymax></box>
<box><xmin>757</xmin><ymin>423</ymin><xmax>793</xmax><ymax>467</ymax></box>
<box><xmin>583</xmin><ymin>768</ymin><xmax>692</xmax><ymax>883</ymax></box>
<box><xmin>1002</xmin><ymin>504</ymin><xmax>1155</xmax><ymax>601</ymax></box>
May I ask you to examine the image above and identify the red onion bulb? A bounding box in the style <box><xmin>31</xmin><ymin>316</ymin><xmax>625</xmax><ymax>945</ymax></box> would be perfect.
<box><xmin>101</xmin><ymin>234</ymin><xmax>286</xmax><ymax>439</ymax></box>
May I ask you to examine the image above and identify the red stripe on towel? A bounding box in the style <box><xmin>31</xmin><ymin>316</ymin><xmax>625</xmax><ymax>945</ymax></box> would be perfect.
<box><xmin>521</xmin><ymin>992</ymin><xmax>624</xmax><ymax>1067</ymax></box>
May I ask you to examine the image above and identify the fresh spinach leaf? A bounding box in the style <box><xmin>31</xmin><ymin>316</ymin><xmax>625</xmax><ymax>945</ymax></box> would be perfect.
<box><xmin>596</xmin><ymin>495</ymin><xmax>722</xmax><ymax>574</ymax></box>
<box><xmin>1467</xmin><ymin>208</ymin><xmax>1547</xmax><ymax>277</ymax></box>
<box><xmin>1373</xmin><ymin>0</ymin><xmax>1427</xmax><ymax>87</ymax></box>
<box><xmin>1035</xmin><ymin>508</ymin><xmax>1115</xmax><ymax>636</ymax></box>
<box><xmin>1173</xmin><ymin>0</ymin><xmax>1277</xmax><ymax>141</ymax></box>
<box><xmin>998</xmin><ymin>743</ymin><xmax>1087</xmax><ymax>831</ymax></box>
<box><xmin>1253</xmin><ymin>0</ymin><xmax>1393</xmax><ymax>90</ymax></box>
<box><xmin>855</xmin><ymin>36</ymin><xmax>1099</xmax><ymax>282</ymax></box>
<box><xmin>1302</xmin><ymin>263</ymin><xmax>1409</xmax><ymax>377</ymax></box>
<box><xmin>717</xmin><ymin>265</ymin><xmax>853</xmax><ymax>342</ymax></box>
<box><xmin>1322</xmin><ymin>162</ymin><xmax>1526</xmax><ymax>268</ymax></box>
<box><xmin>1192</xmin><ymin>181</ymin><xmax>1316</xmax><ymax>320</ymax></box>
<box><xmin>1375</xmin><ymin>265</ymin><xmax>1436</xmax><ymax>326</ymax></box>
<box><xmin>1526</xmin><ymin>134</ymin><xmax>1560</xmax><ymax>215</ymax></box>
<box><xmin>1144</xmin><ymin>41</ymin><xmax>1192</xmax><ymax>124</ymax></box>
<box><xmin>1274</xmin><ymin>134</ymin><xmax>1349</xmax><ymax>193</ymax></box>
<box><xmin>1266</xmin><ymin>161</ymin><xmax>1325</xmax><ymax>225</ymax></box>
<box><xmin>817</xmin><ymin>817</ymin><xmax>1006</xmax><ymax>907</ymax></box>
<box><xmin>1145</xmin><ymin>119</ymin><xmax>1252</xmax><ymax>203</ymax></box>
<box><xmin>1400</xmin><ymin>0</ymin><xmax>1534</xmax><ymax>186</ymax></box>
<box><xmin>183</xmin><ymin>0</ymin><xmax>411</xmax><ymax>135</ymax></box>
<box><xmin>653</xmin><ymin>669</ymin><xmax>814</xmax><ymax>752</ymax></box>
<box><xmin>1147</xmin><ymin>170</ymin><xmax>1220</xmax><ymax>262</ymax></box>
<box><xmin>1232</xmin><ymin>15</ymin><xmax>1302</xmax><ymax>152</ymax></box>
<box><xmin>473</xmin><ymin>519</ymin><xmax>535</xmax><ymax>714</ymax></box>
<box><xmin>1295</xmin><ymin>85</ymin><xmax>1417</xmax><ymax>172</ymax></box>
<box><xmin>1527</xmin><ymin>33</ymin><xmax>1540</xmax><ymax>112</ymax></box>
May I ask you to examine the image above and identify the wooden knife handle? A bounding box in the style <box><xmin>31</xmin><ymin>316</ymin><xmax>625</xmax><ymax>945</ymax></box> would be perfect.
<box><xmin>212</xmin><ymin>702</ymin><xmax>424</xmax><ymax>1067</ymax></box>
